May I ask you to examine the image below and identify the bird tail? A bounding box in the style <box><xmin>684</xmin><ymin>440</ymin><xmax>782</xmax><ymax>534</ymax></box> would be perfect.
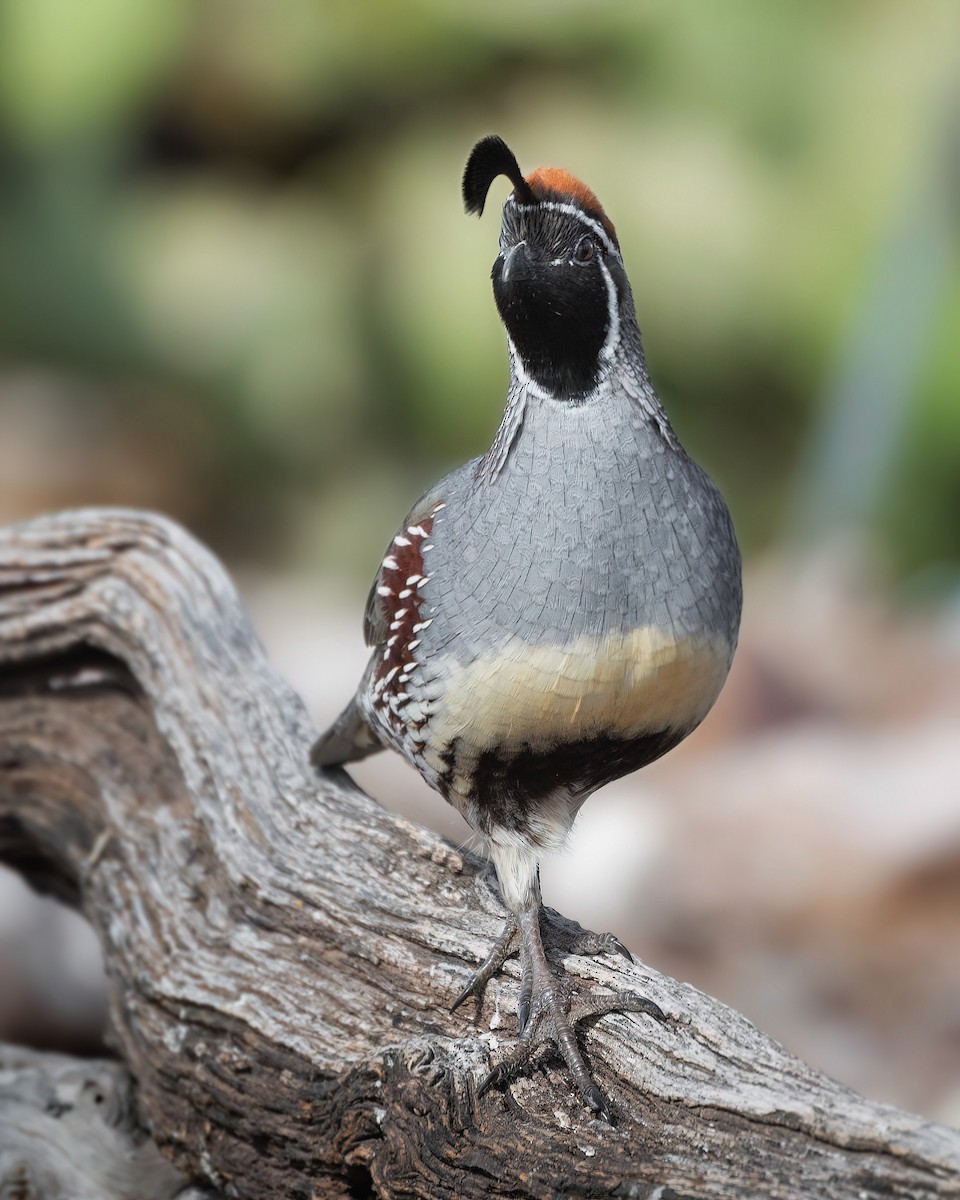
<box><xmin>310</xmin><ymin>698</ymin><xmax>384</xmax><ymax>769</ymax></box>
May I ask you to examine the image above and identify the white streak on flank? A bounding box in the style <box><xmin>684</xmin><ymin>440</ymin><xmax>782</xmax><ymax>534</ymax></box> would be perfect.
<box><xmin>407</xmin><ymin>640</ymin><xmax>420</xmax><ymax>651</ymax></box>
<box><xmin>407</xmin><ymin>525</ymin><xmax>427</xmax><ymax>537</ymax></box>
<box><xmin>386</xmin><ymin>635</ymin><xmax>398</xmax><ymax>647</ymax></box>
<box><xmin>398</xmin><ymin>588</ymin><xmax>412</xmax><ymax>599</ymax></box>
<box><xmin>394</xmin><ymin>535</ymin><xmax>411</xmax><ymax>547</ymax></box>
<box><xmin>384</xmin><ymin>667</ymin><xmax>399</xmax><ymax>684</ymax></box>
<box><xmin>394</xmin><ymin>608</ymin><xmax>407</xmax><ymax>619</ymax></box>
<box><xmin>376</xmin><ymin>585</ymin><xmax>392</xmax><ymax>597</ymax></box>
<box><xmin>396</xmin><ymin>692</ymin><xmax>410</xmax><ymax>702</ymax></box>
<box><xmin>422</xmin><ymin>544</ymin><xmax>434</xmax><ymax>553</ymax></box>
<box><xmin>433</xmin><ymin>502</ymin><xmax>446</xmax><ymax>512</ymax></box>
<box><xmin>389</xmin><ymin>620</ymin><xmax>401</xmax><ymax>631</ymax></box>
<box><xmin>405</xmin><ymin>575</ymin><xmax>422</xmax><ymax>586</ymax></box>
<box><xmin>419</xmin><ymin>576</ymin><xmax>430</xmax><ymax>585</ymax></box>
<box><xmin>411</xmin><ymin>619</ymin><xmax>433</xmax><ymax>632</ymax></box>
<box><xmin>382</xmin><ymin>556</ymin><xmax>398</xmax><ymax>570</ymax></box>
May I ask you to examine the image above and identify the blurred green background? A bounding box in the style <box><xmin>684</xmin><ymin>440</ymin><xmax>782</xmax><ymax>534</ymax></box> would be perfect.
<box><xmin>0</xmin><ymin>0</ymin><xmax>958</xmax><ymax>588</ymax></box>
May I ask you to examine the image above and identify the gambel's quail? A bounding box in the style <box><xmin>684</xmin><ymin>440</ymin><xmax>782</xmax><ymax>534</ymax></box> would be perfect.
<box><xmin>312</xmin><ymin>135</ymin><xmax>742</xmax><ymax>1120</ymax></box>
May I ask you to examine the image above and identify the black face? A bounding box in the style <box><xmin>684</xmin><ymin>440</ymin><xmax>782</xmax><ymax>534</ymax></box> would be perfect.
<box><xmin>492</xmin><ymin>202</ymin><xmax>620</xmax><ymax>401</ymax></box>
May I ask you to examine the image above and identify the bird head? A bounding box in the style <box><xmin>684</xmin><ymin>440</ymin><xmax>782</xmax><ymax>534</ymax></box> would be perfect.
<box><xmin>463</xmin><ymin>135</ymin><xmax>629</xmax><ymax>402</ymax></box>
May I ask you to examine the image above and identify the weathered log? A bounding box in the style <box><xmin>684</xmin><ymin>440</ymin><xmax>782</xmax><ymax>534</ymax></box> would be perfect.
<box><xmin>0</xmin><ymin>1045</ymin><xmax>216</xmax><ymax>1199</ymax></box>
<box><xmin>0</xmin><ymin>507</ymin><xmax>958</xmax><ymax>1200</ymax></box>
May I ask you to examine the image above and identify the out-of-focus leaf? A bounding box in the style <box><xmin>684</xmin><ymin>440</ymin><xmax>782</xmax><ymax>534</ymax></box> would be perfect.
<box><xmin>114</xmin><ymin>183</ymin><xmax>364</xmax><ymax>459</ymax></box>
<box><xmin>0</xmin><ymin>0</ymin><xmax>188</xmax><ymax>141</ymax></box>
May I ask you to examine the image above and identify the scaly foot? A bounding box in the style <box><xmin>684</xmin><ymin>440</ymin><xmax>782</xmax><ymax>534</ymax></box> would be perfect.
<box><xmin>453</xmin><ymin>903</ymin><xmax>666</xmax><ymax>1120</ymax></box>
<box><xmin>450</xmin><ymin>915</ymin><xmax>519</xmax><ymax>1012</ymax></box>
<box><xmin>542</xmin><ymin>907</ymin><xmax>634</xmax><ymax>963</ymax></box>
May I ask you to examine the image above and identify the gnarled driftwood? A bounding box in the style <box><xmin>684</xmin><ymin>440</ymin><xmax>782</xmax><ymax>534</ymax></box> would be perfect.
<box><xmin>0</xmin><ymin>508</ymin><xmax>958</xmax><ymax>1199</ymax></box>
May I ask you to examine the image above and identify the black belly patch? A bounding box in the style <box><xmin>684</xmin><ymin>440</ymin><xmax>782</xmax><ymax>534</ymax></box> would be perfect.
<box><xmin>454</xmin><ymin>728</ymin><xmax>687</xmax><ymax>838</ymax></box>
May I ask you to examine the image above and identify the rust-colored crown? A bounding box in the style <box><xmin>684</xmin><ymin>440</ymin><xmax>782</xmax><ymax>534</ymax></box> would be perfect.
<box><xmin>524</xmin><ymin>166</ymin><xmax>618</xmax><ymax>247</ymax></box>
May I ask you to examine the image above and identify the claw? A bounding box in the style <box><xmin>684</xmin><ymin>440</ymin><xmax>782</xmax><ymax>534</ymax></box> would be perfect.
<box><xmin>585</xmin><ymin>1083</ymin><xmax>613</xmax><ymax>1124</ymax></box>
<box><xmin>467</xmin><ymin>902</ymin><xmax>666</xmax><ymax>1121</ymax></box>
<box><xmin>587</xmin><ymin>930</ymin><xmax>633</xmax><ymax>961</ymax></box>
<box><xmin>608</xmin><ymin>934</ymin><xmax>633</xmax><ymax>962</ymax></box>
<box><xmin>477</xmin><ymin>1039</ymin><xmax>533</xmax><ymax>1102</ymax></box>
<box><xmin>477</xmin><ymin>1065</ymin><xmax>500</xmax><ymax>1100</ymax></box>
<box><xmin>517</xmin><ymin>964</ymin><xmax>533</xmax><ymax>1035</ymax></box>
<box><xmin>622</xmin><ymin>993</ymin><xmax>667</xmax><ymax>1023</ymax></box>
<box><xmin>450</xmin><ymin>981</ymin><xmax>475</xmax><ymax>1014</ymax></box>
<box><xmin>518</xmin><ymin>991</ymin><xmax>531</xmax><ymax>1035</ymax></box>
<box><xmin>561</xmin><ymin>923</ymin><xmax>635</xmax><ymax>962</ymax></box>
<box><xmin>451</xmin><ymin>915</ymin><xmax>519</xmax><ymax>1014</ymax></box>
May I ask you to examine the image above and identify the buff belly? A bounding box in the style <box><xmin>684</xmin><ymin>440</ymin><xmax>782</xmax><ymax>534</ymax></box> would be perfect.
<box><xmin>420</xmin><ymin>625</ymin><xmax>733</xmax><ymax>831</ymax></box>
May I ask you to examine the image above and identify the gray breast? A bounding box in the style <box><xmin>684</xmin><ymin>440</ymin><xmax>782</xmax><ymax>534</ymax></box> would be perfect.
<box><xmin>420</xmin><ymin>386</ymin><xmax>741</xmax><ymax>666</ymax></box>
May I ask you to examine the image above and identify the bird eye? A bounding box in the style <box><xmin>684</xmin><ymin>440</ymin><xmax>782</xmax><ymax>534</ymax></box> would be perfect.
<box><xmin>573</xmin><ymin>235</ymin><xmax>596</xmax><ymax>264</ymax></box>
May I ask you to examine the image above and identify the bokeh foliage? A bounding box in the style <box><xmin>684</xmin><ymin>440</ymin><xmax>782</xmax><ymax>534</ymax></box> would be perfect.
<box><xmin>0</xmin><ymin>0</ymin><xmax>957</xmax><ymax>582</ymax></box>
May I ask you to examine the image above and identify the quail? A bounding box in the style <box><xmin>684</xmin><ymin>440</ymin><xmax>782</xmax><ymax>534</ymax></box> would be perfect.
<box><xmin>312</xmin><ymin>135</ymin><xmax>742</xmax><ymax>1120</ymax></box>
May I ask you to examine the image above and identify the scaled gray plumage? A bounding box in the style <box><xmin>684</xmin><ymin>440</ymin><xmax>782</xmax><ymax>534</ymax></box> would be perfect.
<box><xmin>313</xmin><ymin>135</ymin><xmax>742</xmax><ymax>1120</ymax></box>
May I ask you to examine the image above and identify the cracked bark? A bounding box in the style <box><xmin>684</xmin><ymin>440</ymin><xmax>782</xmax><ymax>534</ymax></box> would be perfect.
<box><xmin>0</xmin><ymin>507</ymin><xmax>958</xmax><ymax>1200</ymax></box>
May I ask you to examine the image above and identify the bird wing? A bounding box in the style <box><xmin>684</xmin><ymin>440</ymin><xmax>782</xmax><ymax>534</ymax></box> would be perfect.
<box><xmin>362</xmin><ymin>483</ymin><xmax>448</xmax><ymax>648</ymax></box>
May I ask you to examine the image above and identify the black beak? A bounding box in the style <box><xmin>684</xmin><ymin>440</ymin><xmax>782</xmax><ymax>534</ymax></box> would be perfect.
<box><xmin>501</xmin><ymin>242</ymin><xmax>535</xmax><ymax>284</ymax></box>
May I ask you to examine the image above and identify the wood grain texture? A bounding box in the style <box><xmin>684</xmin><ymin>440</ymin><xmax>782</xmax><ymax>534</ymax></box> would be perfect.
<box><xmin>0</xmin><ymin>507</ymin><xmax>958</xmax><ymax>1199</ymax></box>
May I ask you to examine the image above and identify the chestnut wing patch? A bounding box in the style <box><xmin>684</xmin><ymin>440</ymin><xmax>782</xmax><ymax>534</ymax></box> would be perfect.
<box><xmin>362</xmin><ymin>495</ymin><xmax>445</xmax><ymax>647</ymax></box>
<box><xmin>366</xmin><ymin>500</ymin><xmax>446</xmax><ymax>742</ymax></box>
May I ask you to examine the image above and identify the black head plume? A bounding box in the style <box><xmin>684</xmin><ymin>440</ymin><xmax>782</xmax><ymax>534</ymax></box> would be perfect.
<box><xmin>463</xmin><ymin>135</ymin><xmax>536</xmax><ymax>217</ymax></box>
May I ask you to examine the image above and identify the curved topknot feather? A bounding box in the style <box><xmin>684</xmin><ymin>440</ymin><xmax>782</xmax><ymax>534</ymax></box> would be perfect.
<box><xmin>463</xmin><ymin>135</ymin><xmax>536</xmax><ymax>216</ymax></box>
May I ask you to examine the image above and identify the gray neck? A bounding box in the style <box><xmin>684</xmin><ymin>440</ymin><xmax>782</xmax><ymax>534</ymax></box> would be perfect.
<box><xmin>477</xmin><ymin>300</ymin><xmax>679</xmax><ymax>484</ymax></box>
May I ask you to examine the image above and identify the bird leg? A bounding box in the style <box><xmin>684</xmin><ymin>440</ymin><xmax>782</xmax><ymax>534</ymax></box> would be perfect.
<box><xmin>460</xmin><ymin>895</ymin><xmax>667</xmax><ymax>1121</ymax></box>
<box><xmin>450</xmin><ymin>892</ymin><xmax>630</xmax><ymax>1021</ymax></box>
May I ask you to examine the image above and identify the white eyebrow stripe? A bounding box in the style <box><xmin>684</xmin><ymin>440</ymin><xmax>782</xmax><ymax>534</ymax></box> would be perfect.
<box><xmin>506</xmin><ymin>194</ymin><xmax>620</xmax><ymax>260</ymax></box>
